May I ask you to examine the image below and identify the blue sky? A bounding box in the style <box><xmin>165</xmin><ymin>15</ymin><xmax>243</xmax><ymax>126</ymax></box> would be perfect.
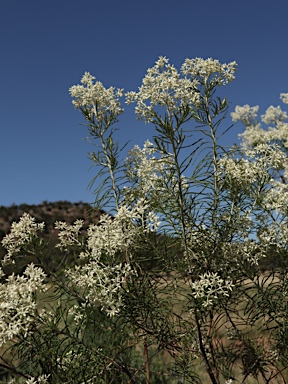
<box><xmin>1</xmin><ymin>0</ymin><xmax>288</xmax><ymax>206</ymax></box>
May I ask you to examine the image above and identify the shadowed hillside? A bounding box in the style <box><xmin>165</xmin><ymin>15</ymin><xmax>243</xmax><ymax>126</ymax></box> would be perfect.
<box><xmin>0</xmin><ymin>200</ymin><xmax>104</xmax><ymax>239</ymax></box>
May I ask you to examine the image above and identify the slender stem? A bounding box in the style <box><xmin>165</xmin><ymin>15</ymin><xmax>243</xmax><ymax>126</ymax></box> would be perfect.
<box><xmin>143</xmin><ymin>336</ymin><xmax>150</xmax><ymax>384</ymax></box>
<box><xmin>204</xmin><ymin>94</ymin><xmax>219</xmax><ymax>231</ymax></box>
<box><xmin>195</xmin><ymin>311</ymin><xmax>219</xmax><ymax>384</ymax></box>
<box><xmin>98</xmin><ymin>127</ymin><xmax>119</xmax><ymax>210</ymax></box>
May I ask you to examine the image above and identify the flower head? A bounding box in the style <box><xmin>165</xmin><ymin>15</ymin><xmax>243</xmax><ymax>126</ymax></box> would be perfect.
<box><xmin>181</xmin><ymin>57</ymin><xmax>237</xmax><ymax>85</ymax></box>
<box><xmin>70</xmin><ymin>72</ymin><xmax>124</xmax><ymax>122</ymax></box>
<box><xmin>231</xmin><ymin>105</ymin><xmax>259</xmax><ymax>125</ymax></box>
<box><xmin>190</xmin><ymin>272</ymin><xmax>234</xmax><ymax>308</ymax></box>
<box><xmin>0</xmin><ymin>264</ymin><xmax>46</xmax><ymax>347</ymax></box>
<box><xmin>1</xmin><ymin>213</ymin><xmax>45</xmax><ymax>263</ymax></box>
<box><xmin>125</xmin><ymin>56</ymin><xmax>200</xmax><ymax>122</ymax></box>
<box><xmin>55</xmin><ymin>219</ymin><xmax>84</xmax><ymax>250</ymax></box>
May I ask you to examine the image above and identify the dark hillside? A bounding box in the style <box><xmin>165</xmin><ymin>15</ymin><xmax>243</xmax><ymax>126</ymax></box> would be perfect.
<box><xmin>0</xmin><ymin>201</ymin><xmax>104</xmax><ymax>239</ymax></box>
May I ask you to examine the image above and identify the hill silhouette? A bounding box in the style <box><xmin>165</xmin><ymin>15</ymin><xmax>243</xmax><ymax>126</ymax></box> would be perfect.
<box><xmin>0</xmin><ymin>200</ymin><xmax>104</xmax><ymax>239</ymax></box>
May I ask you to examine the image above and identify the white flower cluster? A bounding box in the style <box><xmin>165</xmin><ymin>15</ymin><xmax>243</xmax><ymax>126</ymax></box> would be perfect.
<box><xmin>181</xmin><ymin>57</ymin><xmax>237</xmax><ymax>85</ymax></box>
<box><xmin>258</xmin><ymin>220</ymin><xmax>288</xmax><ymax>250</ymax></box>
<box><xmin>0</xmin><ymin>264</ymin><xmax>46</xmax><ymax>347</ymax></box>
<box><xmin>280</xmin><ymin>93</ymin><xmax>288</xmax><ymax>104</ymax></box>
<box><xmin>233</xmin><ymin>94</ymin><xmax>288</xmax><ymax>152</ymax></box>
<box><xmin>1</xmin><ymin>213</ymin><xmax>45</xmax><ymax>263</ymax></box>
<box><xmin>126</xmin><ymin>56</ymin><xmax>236</xmax><ymax>123</ymax></box>
<box><xmin>66</xmin><ymin>262</ymin><xmax>133</xmax><ymax>316</ymax></box>
<box><xmin>190</xmin><ymin>272</ymin><xmax>234</xmax><ymax>308</ymax></box>
<box><xmin>261</xmin><ymin>105</ymin><xmax>288</xmax><ymax>125</ymax></box>
<box><xmin>65</xmin><ymin>201</ymin><xmax>159</xmax><ymax>316</ymax></box>
<box><xmin>84</xmin><ymin>202</ymin><xmax>159</xmax><ymax>261</ymax></box>
<box><xmin>236</xmin><ymin>240</ymin><xmax>266</xmax><ymax>265</ymax></box>
<box><xmin>263</xmin><ymin>180</ymin><xmax>288</xmax><ymax>213</ymax></box>
<box><xmin>69</xmin><ymin>72</ymin><xmax>124</xmax><ymax>121</ymax></box>
<box><xmin>218</xmin><ymin>144</ymin><xmax>286</xmax><ymax>190</ymax></box>
<box><xmin>126</xmin><ymin>56</ymin><xmax>200</xmax><ymax>122</ymax></box>
<box><xmin>8</xmin><ymin>375</ymin><xmax>50</xmax><ymax>384</ymax></box>
<box><xmin>124</xmin><ymin>140</ymin><xmax>175</xmax><ymax>206</ymax></box>
<box><xmin>218</xmin><ymin>157</ymin><xmax>263</xmax><ymax>185</ymax></box>
<box><xmin>55</xmin><ymin>219</ymin><xmax>84</xmax><ymax>250</ymax></box>
<box><xmin>231</xmin><ymin>105</ymin><xmax>259</xmax><ymax>125</ymax></box>
<box><xmin>245</xmin><ymin>143</ymin><xmax>287</xmax><ymax>170</ymax></box>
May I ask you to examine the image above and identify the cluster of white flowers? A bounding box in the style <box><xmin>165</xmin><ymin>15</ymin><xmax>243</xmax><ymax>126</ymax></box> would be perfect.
<box><xmin>233</xmin><ymin>94</ymin><xmax>288</xmax><ymax>152</ymax></box>
<box><xmin>218</xmin><ymin>144</ymin><xmax>286</xmax><ymax>192</ymax></box>
<box><xmin>66</xmin><ymin>261</ymin><xmax>133</xmax><ymax>316</ymax></box>
<box><xmin>83</xmin><ymin>202</ymin><xmax>159</xmax><ymax>261</ymax></box>
<box><xmin>231</xmin><ymin>104</ymin><xmax>259</xmax><ymax>125</ymax></box>
<box><xmin>8</xmin><ymin>375</ymin><xmax>50</xmax><ymax>384</ymax></box>
<box><xmin>236</xmin><ymin>240</ymin><xmax>266</xmax><ymax>265</ymax></box>
<box><xmin>280</xmin><ymin>93</ymin><xmax>288</xmax><ymax>104</ymax></box>
<box><xmin>126</xmin><ymin>56</ymin><xmax>200</xmax><ymax>122</ymax></box>
<box><xmin>218</xmin><ymin>157</ymin><xmax>263</xmax><ymax>186</ymax></box>
<box><xmin>0</xmin><ymin>264</ymin><xmax>46</xmax><ymax>347</ymax></box>
<box><xmin>64</xmin><ymin>201</ymin><xmax>160</xmax><ymax>316</ymax></box>
<box><xmin>125</xmin><ymin>141</ymin><xmax>169</xmax><ymax>189</ymax></box>
<box><xmin>238</xmin><ymin>123</ymin><xmax>267</xmax><ymax>149</ymax></box>
<box><xmin>258</xmin><ymin>220</ymin><xmax>288</xmax><ymax>250</ymax></box>
<box><xmin>261</xmin><ymin>105</ymin><xmax>288</xmax><ymax>125</ymax></box>
<box><xmin>126</xmin><ymin>56</ymin><xmax>236</xmax><ymax>123</ymax></box>
<box><xmin>55</xmin><ymin>219</ymin><xmax>84</xmax><ymax>250</ymax></box>
<box><xmin>67</xmin><ymin>303</ymin><xmax>86</xmax><ymax>325</ymax></box>
<box><xmin>263</xmin><ymin>180</ymin><xmax>288</xmax><ymax>213</ymax></box>
<box><xmin>190</xmin><ymin>272</ymin><xmax>234</xmax><ymax>308</ymax></box>
<box><xmin>69</xmin><ymin>72</ymin><xmax>124</xmax><ymax>122</ymax></box>
<box><xmin>245</xmin><ymin>143</ymin><xmax>287</xmax><ymax>169</ymax></box>
<box><xmin>181</xmin><ymin>57</ymin><xmax>237</xmax><ymax>85</ymax></box>
<box><xmin>124</xmin><ymin>140</ymin><xmax>175</xmax><ymax>205</ymax></box>
<box><xmin>1</xmin><ymin>213</ymin><xmax>45</xmax><ymax>263</ymax></box>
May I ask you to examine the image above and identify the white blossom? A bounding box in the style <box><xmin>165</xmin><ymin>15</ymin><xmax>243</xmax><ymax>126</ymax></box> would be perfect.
<box><xmin>263</xmin><ymin>180</ymin><xmax>288</xmax><ymax>212</ymax></box>
<box><xmin>0</xmin><ymin>264</ymin><xmax>46</xmax><ymax>347</ymax></box>
<box><xmin>238</xmin><ymin>123</ymin><xmax>269</xmax><ymax>149</ymax></box>
<box><xmin>280</xmin><ymin>93</ymin><xmax>288</xmax><ymax>104</ymax></box>
<box><xmin>124</xmin><ymin>140</ymin><xmax>174</xmax><ymax>203</ymax></box>
<box><xmin>236</xmin><ymin>93</ymin><xmax>288</xmax><ymax>153</ymax></box>
<box><xmin>231</xmin><ymin>104</ymin><xmax>259</xmax><ymax>125</ymax></box>
<box><xmin>69</xmin><ymin>72</ymin><xmax>124</xmax><ymax>121</ymax></box>
<box><xmin>218</xmin><ymin>144</ymin><xmax>286</xmax><ymax>191</ymax></box>
<box><xmin>1</xmin><ymin>213</ymin><xmax>45</xmax><ymax>263</ymax></box>
<box><xmin>64</xmin><ymin>200</ymin><xmax>159</xmax><ymax>316</ymax></box>
<box><xmin>25</xmin><ymin>375</ymin><xmax>50</xmax><ymax>384</ymax></box>
<box><xmin>66</xmin><ymin>261</ymin><xmax>133</xmax><ymax>316</ymax></box>
<box><xmin>190</xmin><ymin>272</ymin><xmax>234</xmax><ymax>308</ymax></box>
<box><xmin>126</xmin><ymin>56</ymin><xmax>236</xmax><ymax>123</ymax></box>
<box><xmin>218</xmin><ymin>157</ymin><xmax>260</xmax><ymax>184</ymax></box>
<box><xmin>261</xmin><ymin>105</ymin><xmax>288</xmax><ymax>125</ymax></box>
<box><xmin>55</xmin><ymin>219</ymin><xmax>84</xmax><ymax>250</ymax></box>
<box><xmin>245</xmin><ymin>143</ymin><xmax>287</xmax><ymax>169</ymax></box>
<box><xmin>85</xmin><ymin>202</ymin><xmax>159</xmax><ymax>261</ymax></box>
<box><xmin>126</xmin><ymin>56</ymin><xmax>200</xmax><ymax>122</ymax></box>
<box><xmin>181</xmin><ymin>57</ymin><xmax>237</xmax><ymax>85</ymax></box>
<box><xmin>8</xmin><ymin>376</ymin><xmax>50</xmax><ymax>384</ymax></box>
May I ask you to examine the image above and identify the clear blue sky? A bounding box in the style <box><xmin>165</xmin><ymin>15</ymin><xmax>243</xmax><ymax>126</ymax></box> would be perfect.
<box><xmin>1</xmin><ymin>0</ymin><xmax>288</xmax><ymax>206</ymax></box>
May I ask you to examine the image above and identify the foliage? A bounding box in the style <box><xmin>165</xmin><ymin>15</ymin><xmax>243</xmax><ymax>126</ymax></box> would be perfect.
<box><xmin>1</xmin><ymin>56</ymin><xmax>288</xmax><ymax>383</ymax></box>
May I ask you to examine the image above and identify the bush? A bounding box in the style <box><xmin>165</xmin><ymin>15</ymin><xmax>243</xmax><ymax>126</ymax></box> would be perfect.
<box><xmin>2</xmin><ymin>56</ymin><xmax>288</xmax><ymax>383</ymax></box>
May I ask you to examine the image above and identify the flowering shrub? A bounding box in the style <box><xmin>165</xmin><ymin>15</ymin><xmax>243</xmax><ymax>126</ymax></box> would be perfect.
<box><xmin>2</xmin><ymin>56</ymin><xmax>288</xmax><ymax>383</ymax></box>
